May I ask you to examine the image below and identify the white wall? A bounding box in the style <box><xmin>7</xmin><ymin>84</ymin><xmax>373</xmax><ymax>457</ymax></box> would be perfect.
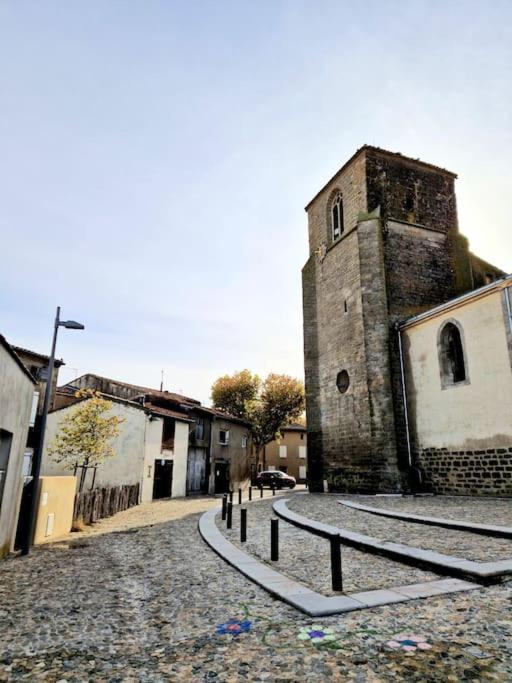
<box><xmin>43</xmin><ymin>400</ymin><xmax>146</xmax><ymax>490</ymax></box>
<box><xmin>44</xmin><ymin>401</ymin><xmax>191</xmax><ymax>501</ymax></box>
<box><xmin>172</xmin><ymin>421</ymin><xmax>189</xmax><ymax>497</ymax></box>
<box><xmin>140</xmin><ymin>417</ymin><xmax>163</xmax><ymax>503</ymax></box>
<box><xmin>0</xmin><ymin>345</ymin><xmax>35</xmax><ymax>557</ymax></box>
<box><xmin>403</xmin><ymin>288</ymin><xmax>512</xmax><ymax>450</ymax></box>
<box><xmin>140</xmin><ymin>418</ymin><xmax>189</xmax><ymax>500</ymax></box>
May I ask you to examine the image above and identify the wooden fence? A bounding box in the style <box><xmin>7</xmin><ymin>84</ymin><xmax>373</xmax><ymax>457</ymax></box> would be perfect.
<box><xmin>73</xmin><ymin>484</ymin><xmax>140</xmax><ymax>525</ymax></box>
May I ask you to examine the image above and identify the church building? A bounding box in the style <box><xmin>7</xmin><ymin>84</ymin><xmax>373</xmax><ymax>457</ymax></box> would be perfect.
<box><xmin>302</xmin><ymin>145</ymin><xmax>507</xmax><ymax>493</ymax></box>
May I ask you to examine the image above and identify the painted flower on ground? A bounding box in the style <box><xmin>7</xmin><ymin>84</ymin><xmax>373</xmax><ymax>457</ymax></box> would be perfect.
<box><xmin>298</xmin><ymin>625</ymin><xmax>336</xmax><ymax>644</ymax></box>
<box><xmin>216</xmin><ymin>619</ymin><xmax>252</xmax><ymax>636</ymax></box>
<box><xmin>387</xmin><ymin>634</ymin><xmax>432</xmax><ymax>654</ymax></box>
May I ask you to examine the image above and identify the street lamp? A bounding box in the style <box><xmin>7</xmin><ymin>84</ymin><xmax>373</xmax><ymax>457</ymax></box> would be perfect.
<box><xmin>21</xmin><ymin>306</ymin><xmax>84</xmax><ymax>555</ymax></box>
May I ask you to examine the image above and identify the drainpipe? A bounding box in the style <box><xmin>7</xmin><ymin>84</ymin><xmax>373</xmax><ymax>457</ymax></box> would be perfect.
<box><xmin>396</xmin><ymin>323</ymin><xmax>412</xmax><ymax>468</ymax></box>
<box><xmin>504</xmin><ymin>286</ymin><xmax>512</xmax><ymax>336</ymax></box>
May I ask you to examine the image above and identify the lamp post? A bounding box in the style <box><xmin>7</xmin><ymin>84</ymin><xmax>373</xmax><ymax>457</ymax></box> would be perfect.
<box><xmin>21</xmin><ymin>306</ymin><xmax>84</xmax><ymax>555</ymax></box>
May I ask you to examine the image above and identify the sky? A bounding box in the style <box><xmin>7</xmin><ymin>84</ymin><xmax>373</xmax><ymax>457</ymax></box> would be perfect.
<box><xmin>1</xmin><ymin>1</ymin><xmax>511</xmax><ymax>404</ymax></box>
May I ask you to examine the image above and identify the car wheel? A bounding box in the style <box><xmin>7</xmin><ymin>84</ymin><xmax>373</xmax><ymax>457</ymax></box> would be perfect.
<box><xmin>289</xmin><ymin>482</ymin><xmax>296</xmax><ymax>489</ymax></box>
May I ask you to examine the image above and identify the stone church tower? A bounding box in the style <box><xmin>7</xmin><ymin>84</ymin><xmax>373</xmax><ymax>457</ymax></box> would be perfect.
<box><xmin>302</xmin><ymin>146</ymin><xmax>503</xmax><ymax>493</ymax></box>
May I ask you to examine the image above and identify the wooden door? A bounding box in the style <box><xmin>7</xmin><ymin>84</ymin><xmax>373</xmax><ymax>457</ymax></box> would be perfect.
<box><xmin>186</xmin><ymin>448</ymin><xmax>207</xmax><ymax>493</ymax></box>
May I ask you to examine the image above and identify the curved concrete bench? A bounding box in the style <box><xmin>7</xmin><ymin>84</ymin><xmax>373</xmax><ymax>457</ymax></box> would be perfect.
<box><xmin>340</xmin><ymin>500</ymin><xmax>512</xmax><ymax>539</ymax></box>
<box><xmin>198</xmin><ymin>507</ymin><xmax>478</xmax><ymax>615</ymax></box>
<box><xmin>273</xmin><ymin>499</ymin><xmax>512</xmax><ymax>582</ymax></box>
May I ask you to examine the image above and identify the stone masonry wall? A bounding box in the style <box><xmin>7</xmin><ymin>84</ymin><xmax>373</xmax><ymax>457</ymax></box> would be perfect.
<box><xmin>365</xmin><ymin>151</ymin><xmax>458</xmax><ymax>233</ymax></box>
<box><xmin>415</xmin><ymin>447</ymin><xmax>512</xmax><ymax>496</ymax></box>
<box><xmin>303</xmin><ymin>146</ymin><xmax>506</xmax><ymax>495</ymax></box>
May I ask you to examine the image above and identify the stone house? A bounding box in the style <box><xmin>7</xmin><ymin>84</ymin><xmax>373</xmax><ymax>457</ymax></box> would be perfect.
<box><xmin>11</xmin><ymin>345</ymin><xmax>64</xmax><ymax>477</ymax></box>
<box><xmin>400</xmin><ymin>275</ymin><xmax>512</xmax><ymax>495</ymax></box>
<box><xmin>42</xmin><ymin>392</ymin><xmax>193</xmax><ymax>500</ymax></box>
<box><xmin>262</xmin><ymin>424</ymin><xmax>308</xmax><ymax>482</ymax></box>
<box><xmin>49</xmin><ymin>374</ymin><xmax>252</xmax><ymax>497</ymax></box>
<box><xmin>0</xmin><ymin>335</ymin><xmax>36</xmax><ymax>558</ymax></box>
<box><xmin>302</xmin><ymin>145</ymin><xmax>506</xmax><ymax>493</ymax></box>
<box><xmin>208</xmin><ymin>411</ymin><xmax>252</xmax><ymax>494</ymax></box>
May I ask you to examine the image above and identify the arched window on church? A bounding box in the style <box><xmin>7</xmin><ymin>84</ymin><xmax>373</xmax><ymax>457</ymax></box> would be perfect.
<box><xmin>438</xmin><ymin>321</ymin><xmax>467</xmax><ymax>387</ymax></box>
<box><xmin>331</xmin><ymin>192</ymin><xmax>344</xmax><ymax>242</ymax></box>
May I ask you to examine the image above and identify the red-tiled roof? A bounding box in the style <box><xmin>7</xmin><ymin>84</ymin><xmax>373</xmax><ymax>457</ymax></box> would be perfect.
<box><xmin>144</xmin><ymin>402</ymin><xmax>194</xmax><ymax>423</ymax></box>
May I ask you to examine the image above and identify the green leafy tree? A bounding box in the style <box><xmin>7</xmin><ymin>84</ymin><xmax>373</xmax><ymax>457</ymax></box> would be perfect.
<box><xmin>48</xmin><ymin>389</ymin><xmax>124</xmax><ymax>491</ymax></box>
<box><xmin>210</xmin><ymin>369</ymin><xmax>260</xmax><ymax>418</ymax></box>
<box><xmin>211</xmin><ymin>371</ymin><xmax>305</xmax><ymax>467</ymax></box>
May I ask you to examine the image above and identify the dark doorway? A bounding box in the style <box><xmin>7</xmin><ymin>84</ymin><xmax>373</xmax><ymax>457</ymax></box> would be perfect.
<box><xmin>214</xmin><ymin>461</ymin><xmax>230</xmax><ymax>494</ymax></box>
<box><xmin>153</xmin><ymin>459</ymin><xmax>173</xmax><ymax>500</ymax></box>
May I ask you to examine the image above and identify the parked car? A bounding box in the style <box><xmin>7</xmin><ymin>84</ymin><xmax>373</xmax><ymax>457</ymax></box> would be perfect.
<box><xmin>256</xmin><ymin>470</ymin><xmax>296</xmax><ymax>489</ymax></box>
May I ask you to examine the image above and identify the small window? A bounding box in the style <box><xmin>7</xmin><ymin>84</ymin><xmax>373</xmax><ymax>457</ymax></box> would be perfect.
<box><xmin>336</xmin><ymin>370</ymin><xmax>350</xmax><ymax>394</ymax></box>
<box><xmin>300</xmin><ymin>433</ymin><xmax>304</xmax><ymax>440</ymax></box>
<box><xmin>279</xmin><ymin>445</ymin><xmax>287</xmax><ymax>458</ymax></box>
<box><xmin>219</xmin><ymin>429</ymin><xmax>230</xmax><ymax>445</ymax></box>
<box><xmin>195</xmin><ymin>417</ymin><xmax>205</xmax><ymax>441</ymax></box>
<box><xmin>438</xmin><ymin>321</ymin><xmax>467</xmax><ymax>387</ymax></box>
<box><xmin>241</xmin><ymin>435</ymin><xmax>248</xmax><ymax>448</ymax></box>
<box><xmin>331</xmin><ymin>192</ymin><xmax>344</xmax><ymax>242</ymax></box>
<box><xmin>299</xmin><ymin>446</ymin><xmax>307</xmax><ymax>459</ymax></box>
<box><xmin>0</xmin><ymin>430</ymin><xmax>13</xmax><ymax>508</ymax></box>
<box><xmin>162</xmin><ymin>419</ymin><xmax>175</xmax><ymax>451</ymax></box>
<box><xmin>29</xmin><ymin>391</ymin><xmax>39</xmax><ymax>427</ymax></box>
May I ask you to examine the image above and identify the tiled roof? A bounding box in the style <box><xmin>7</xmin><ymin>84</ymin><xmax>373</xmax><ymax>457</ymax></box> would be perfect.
<box><xmin>282</xmin><ymin>423</ymin><xmax>307</xmax><ymax>431</ymax></box>
<box><xmin>64</xmin><ymin>373</ymin><xmax>200</xmax><ymax>406</ymax></box>
<box><xmin>0</xmin><ymin>335</ymin><xmax>37</xmax><ymax>384</ymax></box>
<box><xmin>12</xmin><ymin>345</ymin><xmax>65</xmax><ymax>367</ymax></box>
<box><xmin>144</xmin><ymin>402</ymin><xmax>194</xmax><ymax>423</ymax></box>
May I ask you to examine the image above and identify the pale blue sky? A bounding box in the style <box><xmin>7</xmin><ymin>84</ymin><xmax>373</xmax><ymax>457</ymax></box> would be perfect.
<box><xmin>1</xmin><ymin>1</ymin><xmax>511</xmax><ymax>403</ymax></box>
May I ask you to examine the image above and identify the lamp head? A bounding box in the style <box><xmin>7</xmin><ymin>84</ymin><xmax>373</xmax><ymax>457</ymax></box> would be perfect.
<box><xmin>60</xmin><ymin>320</ymin><xmax>85</xmax><ymax>330</ymax></box>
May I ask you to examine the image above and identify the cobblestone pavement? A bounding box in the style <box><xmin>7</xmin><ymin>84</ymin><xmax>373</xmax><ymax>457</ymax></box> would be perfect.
<box><xmin>288</xmin><ymin>495</ymin><xmax>512</xmax><ymax>562</ymax></box>
<box><xmin>341</xmin><ymin>494</ymin><xmax>512</xmax><ymax>526</ymax></box>
<box><xmin>222</xmin><ymin>496</ymin><xmax>439</xmax><ymax>595</ymax></box>
<box><xmin>1</xmin><ymin>492</ymin><xmax>511</xmax><ymax>682</ymax></box>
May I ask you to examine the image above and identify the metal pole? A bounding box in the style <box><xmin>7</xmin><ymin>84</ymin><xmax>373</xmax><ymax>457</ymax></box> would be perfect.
<box><xmin>238</xmin><ymin>488</ymin><xmax>242</xmax><ymax>505</ymax></box>
<box><xmin>272</xmin><ymin>483</ymin><xmax>275</xmax><ymax>496</ymax></box>
<box><xmin>240</xmin><ymin>508</ymin><xmax>247</xmax><ymax>542</ymax></box>
<box><xmin>330</xmin><ymin>535</ymin><xmax>343</xmax><ymax>591</ymax></box>
<box><xmin>227</xmin><ymin>502</ymin><xmax>233</xmax><ymax>529</ymax></box>
<box><xmin>260</xmin><ymin>485</ymin><xmax>263</xmax><ymax>498</ymax></box>
<box><xmin>397</xmin><ymin>324</ymin><xmax>412</xmax><ymax>468</ymax></box>
<box><xmin>221</xmin><ymin>494</ymin><xmax>227</xmax><ymax>520</ymax></box>
<box><xmin>271</xmin><ymin>518</ymin><xmax>279</xmax><ymax>561</ymax></box>
<box><xmin>248</xmin><ymin>486</ymin><xmax>252</xmax><ymax>501</ymax></box>
<box><xmin>21</xmin><ymin>306</ymin><xmax>60</xmax><ymax>555</ymax></box>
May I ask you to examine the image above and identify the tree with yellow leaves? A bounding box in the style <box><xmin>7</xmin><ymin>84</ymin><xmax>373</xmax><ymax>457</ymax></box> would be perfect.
<box><xmin>48</xmin><ymin>389</ymin><xmax>124</xmax><ymax>491</ymax></box>
<box><xmin>211</xmin><ymin>370</ymin><xmax>305</xmax><ymax>469</ymax></box>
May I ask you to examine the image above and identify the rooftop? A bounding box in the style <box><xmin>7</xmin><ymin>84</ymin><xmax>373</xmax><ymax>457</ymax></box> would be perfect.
<box><xmin>0</xmin><ymin>335</ymin><xmax>37</xmax><ymax>384</ymax></box>
<box><xmin>305</xmin><ymin>145</ymin><xmax>457</xmax><ymax>211</ymax></box>
<box><xmin>12</xmin><ymin>345</ymin><xmax>65</xmax><ymax>368</ymax></box>
<box><xmin>400</xmin><ymin>273</ymin><xmax>512</xmax><ymax>330</ymax></box>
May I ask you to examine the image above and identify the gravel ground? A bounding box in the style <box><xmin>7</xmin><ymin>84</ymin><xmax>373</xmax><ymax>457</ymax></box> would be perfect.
<box><xmin>288</xmin><ymin>495</ymin><xmax>512</xmax><ymax>562</ymax></box>
<box><xmin>1</xmin><ymin>492</ymin><xmax>512</xmax><ymax>681</ymax></box>
<box><xmin>341</xmin><ymin>494</ymin><xmax>512</xmax><ymax>526</ymax></box>
<box><xmin>221</xmin><ymin>496</ymin><xmax>439</xmax><ymax>595</ymax></box>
